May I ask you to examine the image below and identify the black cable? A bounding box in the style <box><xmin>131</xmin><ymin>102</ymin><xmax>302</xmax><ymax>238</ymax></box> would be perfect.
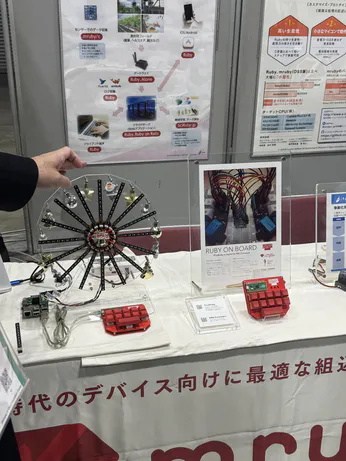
<box><xmin>11</xmin><ymin>260</ymin><xmax>73</xmax><ymax>289</ymax></box>
<box><xmin>54</xmin><ymin>261</ymin><xmax>73</xmax><ymax>293</ymax></box>
<box><xmin>308</xmin><ymin>258</ymin><xmax>337</xmax><ymax>289</ymax></box>
<box><xmin>50</xmin><ymin>283</ymin><xmax>103</xmax><ymax>307</ymax></box>
<box><xmin>308</xmin><ymin>268</ymin><xmax>337</xmax><ymax>289</ymax></box>
<box><xmin>91</xmin><ymin>270</ymin><xmax>129</xmax><ymax>286</ymax></box>
<box><xmin>11</xmin><ymin>264</ymin><xmax>46</xmax><ymax>286</ymax></box>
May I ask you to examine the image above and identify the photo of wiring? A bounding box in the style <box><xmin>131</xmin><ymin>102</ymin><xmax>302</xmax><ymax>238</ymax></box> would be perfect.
<box><xmin>204</xmin><ymin>168</ymin><xmax>277</xmax><ymax>246</ymax></box>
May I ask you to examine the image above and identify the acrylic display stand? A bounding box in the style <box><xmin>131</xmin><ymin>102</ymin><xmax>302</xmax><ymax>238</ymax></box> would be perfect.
<box><xmin>187</xmin><ymin>152</ymin><xmax>292</xmax><ymax>297</ymax></box>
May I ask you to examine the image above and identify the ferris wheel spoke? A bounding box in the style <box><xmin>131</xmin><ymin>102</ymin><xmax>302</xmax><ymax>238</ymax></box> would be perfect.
<box><xmin>74</xmin><ymin>185</ymin><xmax>96</xmax><ymax>226</ymax></box>
<box><xmin>116</xmin><ymin>248</ymin><xmax>145</xmax><ymax>274</ymax></box>
<box><xmin>99</xmin><ymin>252</ymin><xmax>106</xmax><ymax>291</ymax></box>
<box><xmin>97</xmin><ymin>180</ymin><xmax>103</xmax><ymax>223</ymax></box>
<box><xmin>117</xmin><ymin>240</ymin><xmax>155</xmax><ymax>255</ymax></box>
<box><xmin>57</xmin><ymin>248</ymin><xmax>91</xmax><ymax>281</ymax></box>
<box><xmin>48</xmin><ymin>243</ymin><xmax>88</xmax><ymax>265</ymax></box>
<box><xmin>115</xmin><ymin>211</ymin><xmax>157</xmax><ymax>232</ymax></box>
<box><xmin>54</xmin><ymin>199</ymin><xmax>89</xmax><ymax>228</ymax></box>
<box><xmin>112</xmin><ymin>194</ymin><xmax>144</xmax><ymax>227</ymax></box>
<box><xmin>119</xmin><ymin>230</ymin><xmax>161</xmax><ymax>238</ymax></box>
<box><xmin>107</xmin><ymin>253</ymin><xmax>126</xmax><ymax>285</ymax></box>
<box><xmin>38</xmin><ymin>237</ymin><xmax>85</xmax><ymax>245</ymax></box>
<box><xmin>43</xmin><ymin>177</ymin><xmax>160</xmax><ymax>292</ymax></box>
<box><xmin>79</xmin><ymin>252</ymin><xmax>96</xmax><ymax>290</ymax></box>
<box><xmin>106</xmin><ymin>182</ymin><xmax>125</xmax><ymax>225</ymax></box>
<box><xmin>41</xmin><ymin>219</ymin><xmax>86</xmax><ymax>235</ymax></box>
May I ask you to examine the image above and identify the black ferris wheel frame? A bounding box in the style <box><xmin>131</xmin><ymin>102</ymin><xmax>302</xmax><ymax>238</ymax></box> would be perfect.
<box><xmin>38</xmin><ymin>179</ymin><xmax>161</xmax><ymax>291</ymax></box>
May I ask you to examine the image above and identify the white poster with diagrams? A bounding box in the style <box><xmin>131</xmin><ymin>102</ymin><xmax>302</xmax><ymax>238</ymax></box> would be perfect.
<box><xmin>59</xmin><ymin>0</ymin><xmax>216</xmax><ymax>163</ymax></box>
<box><xmin>200</xmin><ymin>163</ymin><xmax>282</xmax><ymax>288</ymax></box>
<box><xmin>254</xmin><ymin>0</ymin><xmax>346</xmax><ymax>155</ymax></box>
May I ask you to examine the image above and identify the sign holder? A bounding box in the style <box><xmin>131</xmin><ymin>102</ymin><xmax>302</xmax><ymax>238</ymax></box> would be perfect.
<box><xmin>187</xmin><ymin>152</ymin><xmax>292</xmax><ymax>296</ymax></box>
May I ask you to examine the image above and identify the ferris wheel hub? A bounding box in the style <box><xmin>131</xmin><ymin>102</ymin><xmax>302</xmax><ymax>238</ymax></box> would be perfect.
<box><xmin>87</xmin><ymin>224</ymin><xmax>117</xmax><ymax>252</ymax></box>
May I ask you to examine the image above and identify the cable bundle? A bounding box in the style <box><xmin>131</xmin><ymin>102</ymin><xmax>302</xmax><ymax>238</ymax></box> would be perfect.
<box><xmin>208</xmin><ymin>168</ymin><xmax>276</xmax><ymax>227</ymax></box>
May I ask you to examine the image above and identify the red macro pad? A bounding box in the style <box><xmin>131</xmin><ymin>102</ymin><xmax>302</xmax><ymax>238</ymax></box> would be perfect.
<box><xmin>101</xmin><ymin>304</ymin><xmax>150</xmax><ymax>335</ymax></box>
<box><xmin>242</xmin><ymin>277</ymin><xmax>290</xmax><ymax>320</ymax></box>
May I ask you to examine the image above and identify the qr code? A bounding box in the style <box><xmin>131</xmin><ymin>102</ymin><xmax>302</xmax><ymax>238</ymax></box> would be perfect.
<box><xmin>200</xmin><ymin>317</ymin><xmax>207</xmax><ymax>323</ymax></box>
<box><xmin>0</xmin><ymin>368</ymin><xmax>12</xmax><ymax>393</ymax></box>
<box><xmin>196</xmin><ymin>305</ymin><xmax>203</xmax><ymax>310</ymax></box>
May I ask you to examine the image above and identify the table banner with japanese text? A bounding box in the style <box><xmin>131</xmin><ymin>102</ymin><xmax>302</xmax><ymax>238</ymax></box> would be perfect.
<box><xmin>13</xmin><ymin>340</ymin><xmax>346</xmax><ymax>461</ymax></box>
<box><xmin>254</xmin><ymin>0</ymin><xmax>346</xmax><ymax>155</ymax></box>
<box><xmin>60</xmin><ymin>0</ymin><xmax>216</xmax><ymax>164</ymax></box>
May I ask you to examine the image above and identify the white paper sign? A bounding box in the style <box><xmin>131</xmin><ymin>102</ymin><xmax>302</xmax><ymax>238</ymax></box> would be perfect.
<box><xmin>254</xmin><ymin>0</ymin><xmax>346</xmax><ymax>155</ymax></box>
<box><xmin>190</xmin><ymin>296</ymin><xmax>238</xmax><ymax>329</ymax></box>
<box><xmin>0</xmin><ymin>324</ymin><xmax>27</xmax><ymax>435</ymax></box>
<box><xmin>59</xmin><ymin>0</ymin><xmax>217</xmax><ymax>163</ymax></box>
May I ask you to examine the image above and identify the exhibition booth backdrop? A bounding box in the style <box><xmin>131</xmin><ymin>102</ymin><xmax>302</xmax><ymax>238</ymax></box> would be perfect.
<box><xmin>1</xmin><ymin>0</ymin><xmax>346</xmax><ymax>460</ymax></box>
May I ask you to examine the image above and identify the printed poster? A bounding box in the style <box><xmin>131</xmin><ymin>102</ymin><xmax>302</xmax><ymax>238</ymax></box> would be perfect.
<box><xmin>59</xmin><ymin>0</ymin><xmax>217</xmax><ymax>163</ymax></box>
<box><xmin>200</xmin><ymin>163</ymin><xmax>282</xmax><ymax>288</ymax></box>
<box><xmin>254</xmin><ymin>0</ymin><xmax>346</xmax><ymax>155</ymax></box>
<box><xmin>0</xmin><ymin>324</ymin><xmax>27</xmax><ymax>436</ymax></box>
<box><xmin>326</xmin><ymin>192</ymin><xmax>346</xmax><ymax>272</ymax></box>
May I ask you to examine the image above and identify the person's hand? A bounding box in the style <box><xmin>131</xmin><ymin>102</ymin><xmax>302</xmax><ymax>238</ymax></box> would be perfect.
<box><xmin>91</xmin><ymin>125</ymin><xmax>109</xmax><ymax>136</ymax></box>
<box><xmin>33</xmin><ymin>146</ymin><xmax>87</xmax><ymax>189</ymax></box>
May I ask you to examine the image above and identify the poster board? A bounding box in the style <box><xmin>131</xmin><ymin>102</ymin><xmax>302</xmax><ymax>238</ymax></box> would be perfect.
<box><xmin>59</xmin><ymin>0</ymin><xmax>217</xmax><ymax>164</ymax></box>
<box><xmin>253</xmin><ymin>0</ymin><xmax>346</xmax><ymax>156</ymax></box>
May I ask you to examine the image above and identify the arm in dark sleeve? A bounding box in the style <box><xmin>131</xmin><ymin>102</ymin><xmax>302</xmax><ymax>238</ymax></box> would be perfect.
<box><xmin>0</xmin><ymin>152</ymin><xmax>38</xmax><ymax>212</ymax></box>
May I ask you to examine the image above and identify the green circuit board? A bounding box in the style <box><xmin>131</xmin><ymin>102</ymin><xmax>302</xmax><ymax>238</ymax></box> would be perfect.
<box><xmin>244</xmin><ymin>281</ymin><xmax>268</xmax><ymax>293</ymax></box>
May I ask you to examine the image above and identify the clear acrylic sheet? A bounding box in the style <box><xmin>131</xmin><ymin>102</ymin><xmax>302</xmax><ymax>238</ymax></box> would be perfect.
<box><xmin>58</xmin><ymin>261</ymin><xmax>155</xmax><ymax>314</ymax></box>
<box><xmin>187</xmin><ymin>152</ymin><xmax>292</xmax><ymax>297</ymax></box>
<box><xmin>186</xmin><ymin>294</ymin><xmax>240</xmax><ymax>334</ymax></box>
<box><xmin>18</xmin><ymin>258</ymin><xmax>155</xmax><ymax>344</ymax></box>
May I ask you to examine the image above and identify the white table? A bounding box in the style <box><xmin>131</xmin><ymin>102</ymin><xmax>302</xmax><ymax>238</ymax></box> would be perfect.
<box><xmin>2</xmin><ymin>245</ymin><xmax>346</xmax><ymax>461</ymax></box>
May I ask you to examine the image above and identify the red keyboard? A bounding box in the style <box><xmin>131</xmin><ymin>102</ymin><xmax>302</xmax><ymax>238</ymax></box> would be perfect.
<box><xmin>101</xmin><ymin>304</ymin><xmax>150</xmax><ymax>335</ymax></box>
<box><xmin>242</xmin><ymin>276</ymin><xmax>290</xmax><ymax>320</ymax></box>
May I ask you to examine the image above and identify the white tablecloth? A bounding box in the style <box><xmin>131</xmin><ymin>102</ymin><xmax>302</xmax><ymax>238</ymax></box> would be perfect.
<box><xmin>0</xmin><ymin>243</ymin><xmax>344</xmax><ymax>367</ymax></box>
<box><xmin>83</xmin><ymin>243</ymin><xmax>346</xmax><ymax>366</ymax></box>
<box><xmin>6</xmin><ymin>244</ymin><xmax>346</xmax><ymax>461</ymax></box>
<box><xmin>0</xmin><ymin>265</ymin><xmax>171</xmax><ymax>365</ymax></box>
